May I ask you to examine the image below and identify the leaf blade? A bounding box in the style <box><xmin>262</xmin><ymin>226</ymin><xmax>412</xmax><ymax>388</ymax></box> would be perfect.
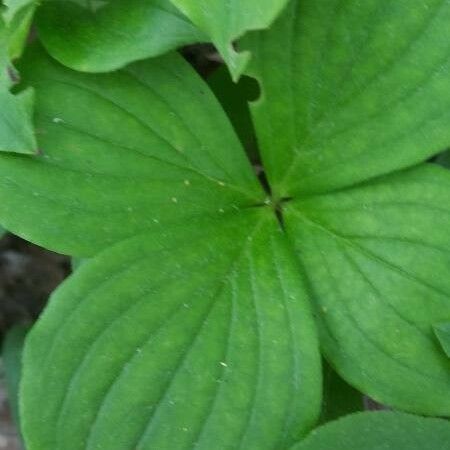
<box><xmin>2</xmin><ymin>324</ymin><xmax>28</xmax><ymax>431</ymax></box>
<box><xmin>21</xmin><ymin>212</ymin><xmax>322</xmax><ymax>450</ymax></box>
<box><xmin>0</xmin><ymin>16</ymin><xmax>37</xmax><ymax>154</ymax></box>
<box><xmin>243</xmin><ymin>0</ymin><xmax>450</xmax><ymax>197</ymax></box>
<box><xmin>290</xmin><ymin>412</ymin><xmax>450</xmax><ymax>450</ymax></box>
<box><xmin>170</xmin><ymin>0</ymin><xmax>290</xmax><ymax>80</ymax></box>
<box><xmin>0</xmin><ymin>45</ymin><xmax>264</xmax><ymax>256</ymax></box>
<box><xmin>36</xmin><ymin>0</ymin><xmax>205</xmax><ymax>72</ymax></box>
<box><xmin>285</xmin><ymin>164</ymin><xmax>450</xmax><ymax>416</ymax></box>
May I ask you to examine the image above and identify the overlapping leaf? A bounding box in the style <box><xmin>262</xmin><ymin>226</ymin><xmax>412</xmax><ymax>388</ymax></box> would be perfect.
<box><xmin>3</xmin><ymin>1</ymin><xmax>450</xmax><ymax>449</ymax></box>
<box><xmin>0</xmin><ymin>45</ymin><xmax>264</xmax><ymax>256</ymax></box>
<box><xmin>36</xmin><ymin>0</ymin><xmax>205</xmax><ymax>73</ymax></box>
<box><xmin>2</xmin><ymin>0</ymin><xmax>36</xmax><ymax>59</ymax></box>
<box><xmin>237</xmin><ymin>0</ymin><xmax>450</xmax><ymax>416</ymax></box>
<box><xmin>0</xmin><ymin>13</ymin><xmax>36</xmax><ymax>154</ymax></box>
<box><xmin>170</xmin><ymin>0</ymin><xmax>289</xmax><ymax>80</ymax></box>
<box><xmin>243</xmin><ymin>0</ymin><xmax>450</xmax><ymax>198</ymax></box>
<box><xmin>2</xmin><ymin>325</ymin><xmax>28</xmax><ymax>430</ymax></box>
<box><xmin>285</xmin><ymin>165</ymin><xmax>450</xmax><ymax>415</ymax></box>
<box><xmin>290</xmin><ymin>412</ymin><xmax>450</xmax><ymax>450</ymax></box>
<box><xmin>22</xmin><ymin>212</ymin><xmax>321</xmax><ymax>450</ymax></box>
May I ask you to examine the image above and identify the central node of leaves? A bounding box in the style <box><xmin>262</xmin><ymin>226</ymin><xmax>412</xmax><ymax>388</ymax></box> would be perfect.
<box><xmin>271</xmin><ymin>196</ymin><xmax>292</xmax><ymax>228</ymax></box>
<box><xmin>254</xmin><ymin>164</ymin><xmax>291</xmax><ymax>226</ymax></box>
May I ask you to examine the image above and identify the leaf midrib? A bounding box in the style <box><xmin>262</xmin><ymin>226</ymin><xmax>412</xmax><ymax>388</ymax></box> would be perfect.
<box><xmin>32</xmin><ymin>77</ymin><xmax>262</xmax><ymax>202</ymax></box>
<box><xmin>289</xmin><ymin>207</ymin><xmax>450</xmax><ymax>302</ymax></box>
<box><xmin>302</xmin><ymin>223</ymin><xmax>449</xmax><ymax>386</ymax></box>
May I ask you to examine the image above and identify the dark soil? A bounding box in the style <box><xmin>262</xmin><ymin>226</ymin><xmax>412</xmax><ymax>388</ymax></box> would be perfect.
<box><xmin>0</xmin><ymin>233</ymin><xmax>71</xmax><ymax>449</ymax></box>
<box><xmin>0</xmin><ymin>233</ymin><xmax>70</xmax><ymax>343</ymax></box>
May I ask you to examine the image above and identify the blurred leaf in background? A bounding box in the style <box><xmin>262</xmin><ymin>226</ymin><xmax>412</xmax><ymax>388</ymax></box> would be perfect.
<box><xmin>2</xmin><ymin>324</ymin><xmax>28</xmax><ymax>431</ymax></box>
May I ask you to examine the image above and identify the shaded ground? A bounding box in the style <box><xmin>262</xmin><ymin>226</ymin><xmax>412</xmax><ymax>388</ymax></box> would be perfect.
<box><xmin>0</xmin><ymin>233</ymin><xmax>70</xmax><ymax>337</ymax></box>
<box><xmin>0</xmin><ymin>233</ymin><xmax>71</xmax><ymax>448</ymax></box>
<box><xmin>0</xmin><ymin>366</ymin><xmax>22</xmax><ymax>450</ymax></box>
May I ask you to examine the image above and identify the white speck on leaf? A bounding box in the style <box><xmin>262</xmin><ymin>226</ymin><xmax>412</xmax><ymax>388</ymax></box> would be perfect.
<box><xmin>52</xmin><ymin>117</ymin><xmax>64</xmax><ymax>124</ymax></box>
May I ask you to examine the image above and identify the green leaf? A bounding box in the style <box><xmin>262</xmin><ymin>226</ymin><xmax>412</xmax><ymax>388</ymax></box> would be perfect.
<box><xmin>290</xmin><ymin>412</ymin><xmax>450</xmax><ymax>450</ymax></box>
<box><xmin>170</xmin><ymin>0</ymin><xmax>289</xmax><ymax>80</ymax></box>
<box><xmin>70</xmin><ymin>256</ymin><xmax>86</xmax><ymax>271</ymax></box>
<box><xmin>2</xmin><ymin>324</ymin><xmax>28</xmax><ymax>431</ymax></box>
<box><xmin>22</xmin><ymin>212</ymin><xmax>321</xmax><ymax>450</ymax></box>
<box><xmin>0</xmin><ymin>86</ymin><xmax>37</xmax><ymax>153</ymax></box>
<box><xmin>285</xmin><ymin>164</ymin><xmax>450</xmax><ymax>416</ymax></box>
<box><xmin>434</xmin><ymin>322</ymin><xmax>450</xmax><ymax>357</ymax></box>
<box><xmin>0</xmin><ymin>45</ymin><xmax>264</xmax><ymax>256</ymax></box>
<box><xmin>3</xmin><ymin>0</ymin><xmax>34</xmax><ymax>21</ymax></box>
<box><xmin>36</xmin><ymin>0</ymin><xmax>205</xmax><ymax>73</ymax></box>
<box><xmin>0</xmin><ymin>16</ymin><xmax>37</xmax><ymax>154</ymax></box>
<box><xmin>242</xmin><ymin>0</ymin><xmax>450</xmax><ymax>198</ymax></box>
<box><xmin>320</xmin><ymin>361</ymin><xmax>363</xmax><ymax>424</ymax></box>
<box><xmin>2</xmin><ymin>0</ymin><xmax>36</xmax><ymax>59</ymax></box>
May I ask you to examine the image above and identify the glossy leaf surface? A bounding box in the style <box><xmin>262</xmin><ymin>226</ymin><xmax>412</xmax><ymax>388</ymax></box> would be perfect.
<box><xmin>290</xmin><ymin>412</ymin><xmax>450</xmax><ymax>450</ymax></box>
<box><xmin>22</xmin><ymin>212</ymin><xmax>321</xmax><ymax>450</ymax></box>
<box><xmin>285</xmin><ymin>165</ymin><xmax>450</xmax><ymax>415</ymax></box>
<box><xmin>243</xmin><ymin>0</ymin><xmax>450</xmax><ymax>198</ymax></box>
<box><xmin>37</xmin><ymin>0</ymin><xmax>205</xmax><ymax>72</ymax></box>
